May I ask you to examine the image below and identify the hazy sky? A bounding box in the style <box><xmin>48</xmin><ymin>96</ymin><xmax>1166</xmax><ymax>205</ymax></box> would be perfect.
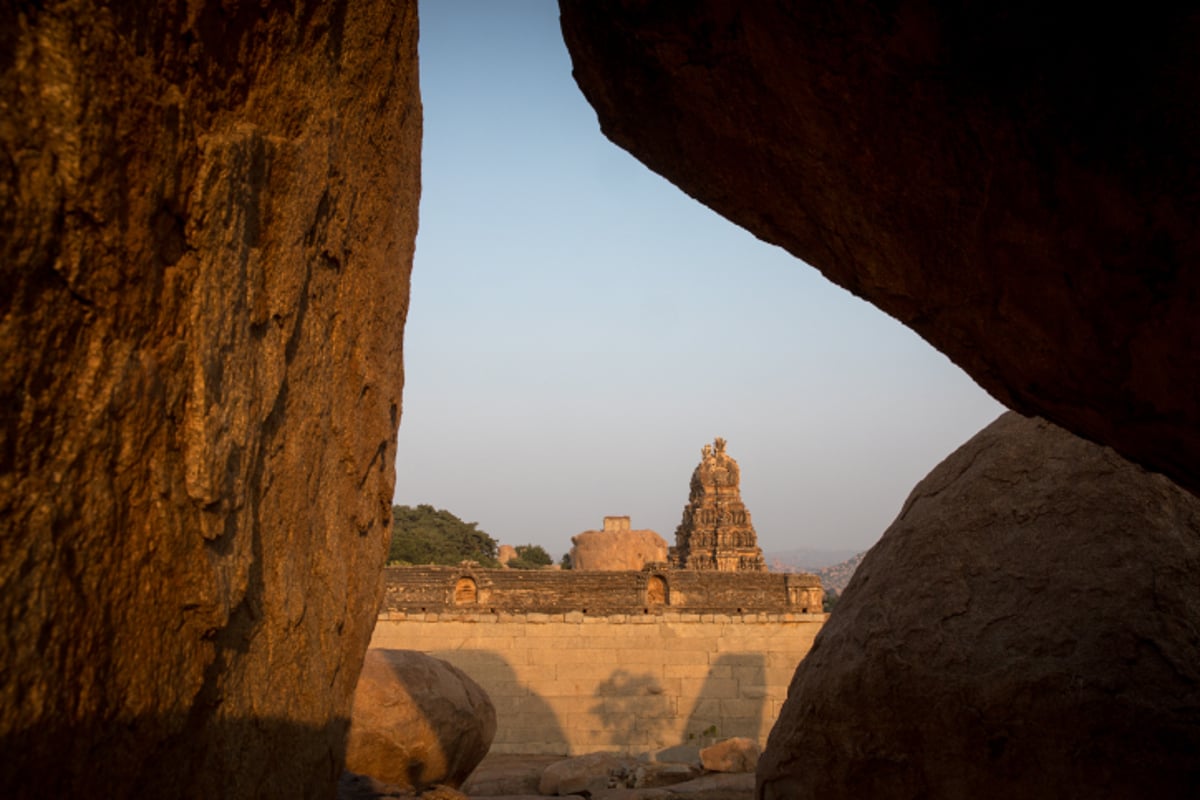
<box><xmin>393</xmin><ymin>1</ymin><xmax>1004</xmax><ymax>559</ymax></box>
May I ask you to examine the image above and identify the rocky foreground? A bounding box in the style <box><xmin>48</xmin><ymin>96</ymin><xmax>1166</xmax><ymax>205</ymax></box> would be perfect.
<box><xmin>341</xmin><ymin>744</ymin><xmax>759</xmax><ymax>800</ymax></box>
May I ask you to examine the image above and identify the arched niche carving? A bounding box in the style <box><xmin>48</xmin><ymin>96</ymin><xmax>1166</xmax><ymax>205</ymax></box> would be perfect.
<box><xmin>646</xmin><ymin>575</ymin><xmax>669</xmax><ymax>606</ymax></box>
<box><xmin>453</xmin><ymin>576</ymin><xmax>478</xmax><ymax>605</ymax></box>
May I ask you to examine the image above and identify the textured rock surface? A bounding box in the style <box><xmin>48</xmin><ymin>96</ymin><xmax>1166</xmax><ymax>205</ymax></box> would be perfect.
<box><xmin>0</xmin><ymin>2</ymin><xmax>419</xmax><ymax>798</ymax></box>
<box><xmin>346</xmin><ymin>650</ymin><xmax>496</xmax><ymax>791</ymax></box>
<box><xmin>559</xmin><ymin>2</ymin><xmax>1200</xmax><ymax>496</ymax></box>
<box><xmin>698</xmin><ymin>737</ymin><xmax>759</xmax><ymax>773</ymax></box>
<box><xmin>570</xmin><ymin>522</ymin><xmax>668</xmax><ymax>571</ymax></box>
<box><xmin>539</xmin><ymin>753</ymin><xmax>641</xmax><ymax>796</ymax></box>
<box><xmin>758</xmin><ymin>412</ymin><xmax>1200</xmax><ymax>798</ymax></box>
<box><xmin>461</xmin><ymin>754</ymin><xmax>563</xmax><ymax>796</ymax></box>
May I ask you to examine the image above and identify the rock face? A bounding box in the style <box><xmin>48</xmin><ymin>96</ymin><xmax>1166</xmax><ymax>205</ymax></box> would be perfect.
<box><xmin>559</xmin><ymin>2</ymin><xmax>1200</xmax><ymax>497</ymax></box>
<box><xmin>670</xmin><ymin>439</ymin><xmax>765</xmax><ymax>571</ymax></box>
<box><xmin>0</xmin><ymin>3</ymin><xmax>419</xmax><ymax>798</ymax></box>
<box><xmin>346</xmin><ymin>650</ymin><xmax>496</xmax><ymax>791</ymax></box>
<box><xmin>758</xmin><ymin>412</ymin><xmax>1200</xmax><ymax>799</ymax></box>
<box><xmin>570</xmin><ymin>516</ymin><xmax>669</xmax><ymax>570</ymax></box>
<box><xmin>699</xmin><ymin>737</ymin><xmax>760</xmax><ymax>774</ymax></box>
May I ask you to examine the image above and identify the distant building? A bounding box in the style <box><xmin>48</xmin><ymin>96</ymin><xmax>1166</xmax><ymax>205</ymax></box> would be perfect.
<box><xmin>669</xmin><ymin>438</ymin><xmax>767</xmax><ymax>571</ymax></box>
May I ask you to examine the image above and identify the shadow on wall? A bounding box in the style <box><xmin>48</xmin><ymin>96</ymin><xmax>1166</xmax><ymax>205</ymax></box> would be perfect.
<box><xmin>684</xmin><ymin>653</ymin><xmax>765</xmax><ymax>744</ymax></box>
<box><xmin>430</xmin><ymin>649</ymin><xmax>568</xmax><ymax>755</ymax></box>
<box><xmin>589</xmin><ymin>670</ymin><xmax>672</xmax><ymax>749</ymax></box>
<box><xmin>0</xmin><ymin>715</ymin><xmax>350</xmax><ymax>799</ymax></box>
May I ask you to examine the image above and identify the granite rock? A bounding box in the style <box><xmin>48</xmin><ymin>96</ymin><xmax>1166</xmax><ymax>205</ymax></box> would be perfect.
<box><xmin>698</xmin><ymin>737</ymin><xmax>759</xmax><ymax>773</ymax></box>
<box><xmin>559</xmin><ymin>2</ymin><xmax>1200</xmax><ymax>496</ymax></box>
<box><xmin>0</xmin><ymin>2</ymin><xmax>420</xmax><ymax>797</ymax></box>
<box><xmin>758</xmin><ymin>412</ymin><xmax>1200</xmax><ymax>798</ymax></box>
<box><xmin>570</xmin><ymin>527</ymin><xmax>668</xmax><ymax>571</ymax></box>
<box><xmin>346</xmin><ymin>650</ymin><xmax>496</xmax><ymax>791</ymax></box>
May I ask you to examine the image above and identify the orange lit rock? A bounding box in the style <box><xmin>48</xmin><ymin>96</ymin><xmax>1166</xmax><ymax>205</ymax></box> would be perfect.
<box><xmin>0</xmin><ymin>2</ymin><xmax>419</xmax><ymax>797</ymax></box>
<box><xmin>346</xmin><ymin>650</ymin><xmax>496</xmax><ymax>791</ymax></box>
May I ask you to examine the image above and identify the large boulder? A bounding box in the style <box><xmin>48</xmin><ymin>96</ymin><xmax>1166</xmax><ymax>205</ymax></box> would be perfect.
<box><xmin>0</xmin><ymin>2</ymin><xmax>419</xmax><ymax>797</ymax></box>
<box><xmin>346</xmin><ymin>650</ymin><xmax>496</xmax><ymax>791</ymax></box>
<box><xmin>559</xmin><ymin>2</ymin><xmax>1200</xmax><ymax>497</ymax></box>
<box><xmin>758</xmin><ymin>412</ymin><xmax>1200</xmax><ymax>799</ymax></box>
<box><xmin>571</xmin><ymin>528</ymin><xmax>669</xmax><ymax>571</ymax></box>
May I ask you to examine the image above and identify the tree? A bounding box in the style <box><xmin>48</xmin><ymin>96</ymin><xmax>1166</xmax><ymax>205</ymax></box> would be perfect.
<box><xmin>823</xmin><ymin>588</ymin><xmax>839</xmax><ymax>613</ymax></box>
<box><xmin>505</xmin><ymin>543</ymin><xmax>553</xmax><ymax>569</ymax></box>
<box><xmin>559</xmin><ymin>552</ymin><xmax>573</xmax><ymax>570</ymax></box>
<box><xmin>388</xmin><ymin>504</ymin><xmax>499</xmax><ymax>567</ymax></box>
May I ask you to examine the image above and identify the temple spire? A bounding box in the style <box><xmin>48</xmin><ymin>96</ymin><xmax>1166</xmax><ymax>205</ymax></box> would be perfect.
<box><xmin>669</xmin><ymin>438</ymin><xmax>767</xmax><ymax>571</ymax></box>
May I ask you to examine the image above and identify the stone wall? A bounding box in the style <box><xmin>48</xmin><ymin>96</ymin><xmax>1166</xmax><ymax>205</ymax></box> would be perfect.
<box><xmin>382</xmin><ymin>566</ymin><xmax>825</xmax><ymax>615</ymax></box>
<box><xmin>370</xmin><ymin>610</ymin><xmax>824</xmax><ymax>754</ymax></box>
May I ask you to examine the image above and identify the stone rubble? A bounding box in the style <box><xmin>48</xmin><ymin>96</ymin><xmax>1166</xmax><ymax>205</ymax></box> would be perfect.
<box><xmin>345</xmin><ymin>741</ymin><xmax>758</xmax><ymax>799</ymax></box>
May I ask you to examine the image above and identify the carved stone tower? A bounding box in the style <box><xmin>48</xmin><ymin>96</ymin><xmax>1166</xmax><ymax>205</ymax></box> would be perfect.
<box><xmin>669</xmin><ymin>438</ymin><xmax>767</xmax><ymax>571</ymax></box>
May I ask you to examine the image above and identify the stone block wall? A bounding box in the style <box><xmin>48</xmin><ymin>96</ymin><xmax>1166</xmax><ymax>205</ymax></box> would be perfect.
<box><xmin>382</xmin><ymin>566</ymin><xmax>825</xmax><ymax>615</ymax></box>
<box><xmin>370</xmin><ymin>610</ymin><xmax>824</xmax><ymax>754</ymax></box>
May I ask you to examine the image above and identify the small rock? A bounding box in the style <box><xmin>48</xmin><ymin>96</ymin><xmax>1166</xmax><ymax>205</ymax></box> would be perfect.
<box><xmin>699</xmin><ymin>738</ymin><xmax>760</xmax><ymax>773</ymax></box>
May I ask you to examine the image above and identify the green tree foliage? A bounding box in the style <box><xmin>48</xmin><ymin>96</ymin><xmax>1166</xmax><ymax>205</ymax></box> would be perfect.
<box><xmin>823</xmin><ymin>588</ymin><xmax>839</xmax><ymax>613</ymax></box>
<box><xmin>559</xmin><ymin>552</ymin><xmax>573</xmax><ymax>570</ymax></box>
<box><xmin>389</xmin><ymin>504</ymin><xmax>499</xmax><ymax>567</ymax></box>
<box><xmin>505</xmin><ymin>543</ymin><xmax>553</xmax><ymax>570</ymax></box>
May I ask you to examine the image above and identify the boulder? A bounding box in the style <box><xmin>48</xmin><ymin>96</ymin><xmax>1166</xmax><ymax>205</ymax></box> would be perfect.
<box><xmin>1</xmin><ymin>2</ymin><xmax>419</xmax><ymax>798</ymax></box>
<box><xmin>570</xmin><ymin>529</ymin><xmax>669</xmax><ymax>571</ymax></box>
<box><xmin>698</xmin><ymin>737</ymin><xmax>759</xmax><ymax>773</ymax></box>
<box><xmin>559</xmin><ymin>2</ymin><xmax>1200</xmax><ymax>497</ymax></box>
<box><xmin>758</xmin><ymin>412</ymin><xmax>1200</xmax><ymax>798</ymax></box>
<box><xmin>346</xmin><ymin>650</ymin><xmax>496</xmax><ymax>791</ymax></box>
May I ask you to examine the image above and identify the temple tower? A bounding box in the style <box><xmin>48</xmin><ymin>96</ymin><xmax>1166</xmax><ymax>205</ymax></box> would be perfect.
<box><xmin>669</xmin><ymin>438</ymin><xmax>767</xmax><ymax>571</ymax></box>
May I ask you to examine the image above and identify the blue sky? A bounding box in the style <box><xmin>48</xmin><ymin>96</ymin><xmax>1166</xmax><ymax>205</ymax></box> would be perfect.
<box><xmin>393</xmin><ymin>1</ymin><xmax>1004</xmax><ymax>559</ymax></box>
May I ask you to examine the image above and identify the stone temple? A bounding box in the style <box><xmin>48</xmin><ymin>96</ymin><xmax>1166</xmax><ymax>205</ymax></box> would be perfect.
<box><xmin>669</xmin><ymin>438</ymin><xmax>767</xmax><ymax>571</ymax></box>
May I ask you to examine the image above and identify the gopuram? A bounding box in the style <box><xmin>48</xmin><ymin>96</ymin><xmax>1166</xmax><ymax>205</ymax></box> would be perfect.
<box><xmin>669</xmin><ymin>438</ymin><xmax>767</xmax><ymax>571</ymax></box>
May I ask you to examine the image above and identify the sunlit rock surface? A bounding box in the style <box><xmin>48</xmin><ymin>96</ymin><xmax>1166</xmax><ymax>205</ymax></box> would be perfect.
<box><xmin>0</xmin><ymin>2</ymin><xmax>419</xmax><ymax>797</ymax></box>
<box><xmin>758</xmin><ymin>412</ymin><xmax>1200</xmax><ymax>798</ymax></box>
<box><xmin>570</xmin><ymin>516</ymin><xmax>668</xmax><ymax>570</ymax></box>
<box><xmin>346</xmin><ymin>650</ymin><xmax>496</xmax><ymax>791</ymax></box>
<box><xmin>559</xmin><ymin>1</ymin><xmax>1200</xmax><ymax>496</ymax></box>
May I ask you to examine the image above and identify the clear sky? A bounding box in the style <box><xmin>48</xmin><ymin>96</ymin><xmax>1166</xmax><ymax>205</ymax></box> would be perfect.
<box><xmin>393</xmin><ymin>1</ymin><xmax>1005</xmax><ymax>560</ymax></box>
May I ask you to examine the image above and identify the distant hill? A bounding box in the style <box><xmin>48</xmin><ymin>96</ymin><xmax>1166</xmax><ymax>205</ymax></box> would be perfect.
<box><xmin>767</xmin><ymin>548</ymin><xmax>866</xmax><ymax>595</ymax></box>
<box><xmin>766</xmin><ymin>546</ymin><xmax>862</xmax><ymax>572</ymax></box>
<box><xmin>812</xmin><ymin>552</ymin><xmax>865</xmax><ymax>594</ymax></box>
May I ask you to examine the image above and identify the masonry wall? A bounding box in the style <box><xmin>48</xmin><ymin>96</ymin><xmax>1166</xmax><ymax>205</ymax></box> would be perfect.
<box><xmin>370</xmin><ymin>610</ymin><xmax>824</xmax><ymax>755</ymax></box>
<box><xmin>381</xmin><ymin>566</ymin><xmax>825</xmax><ymax>615</ymax></box>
